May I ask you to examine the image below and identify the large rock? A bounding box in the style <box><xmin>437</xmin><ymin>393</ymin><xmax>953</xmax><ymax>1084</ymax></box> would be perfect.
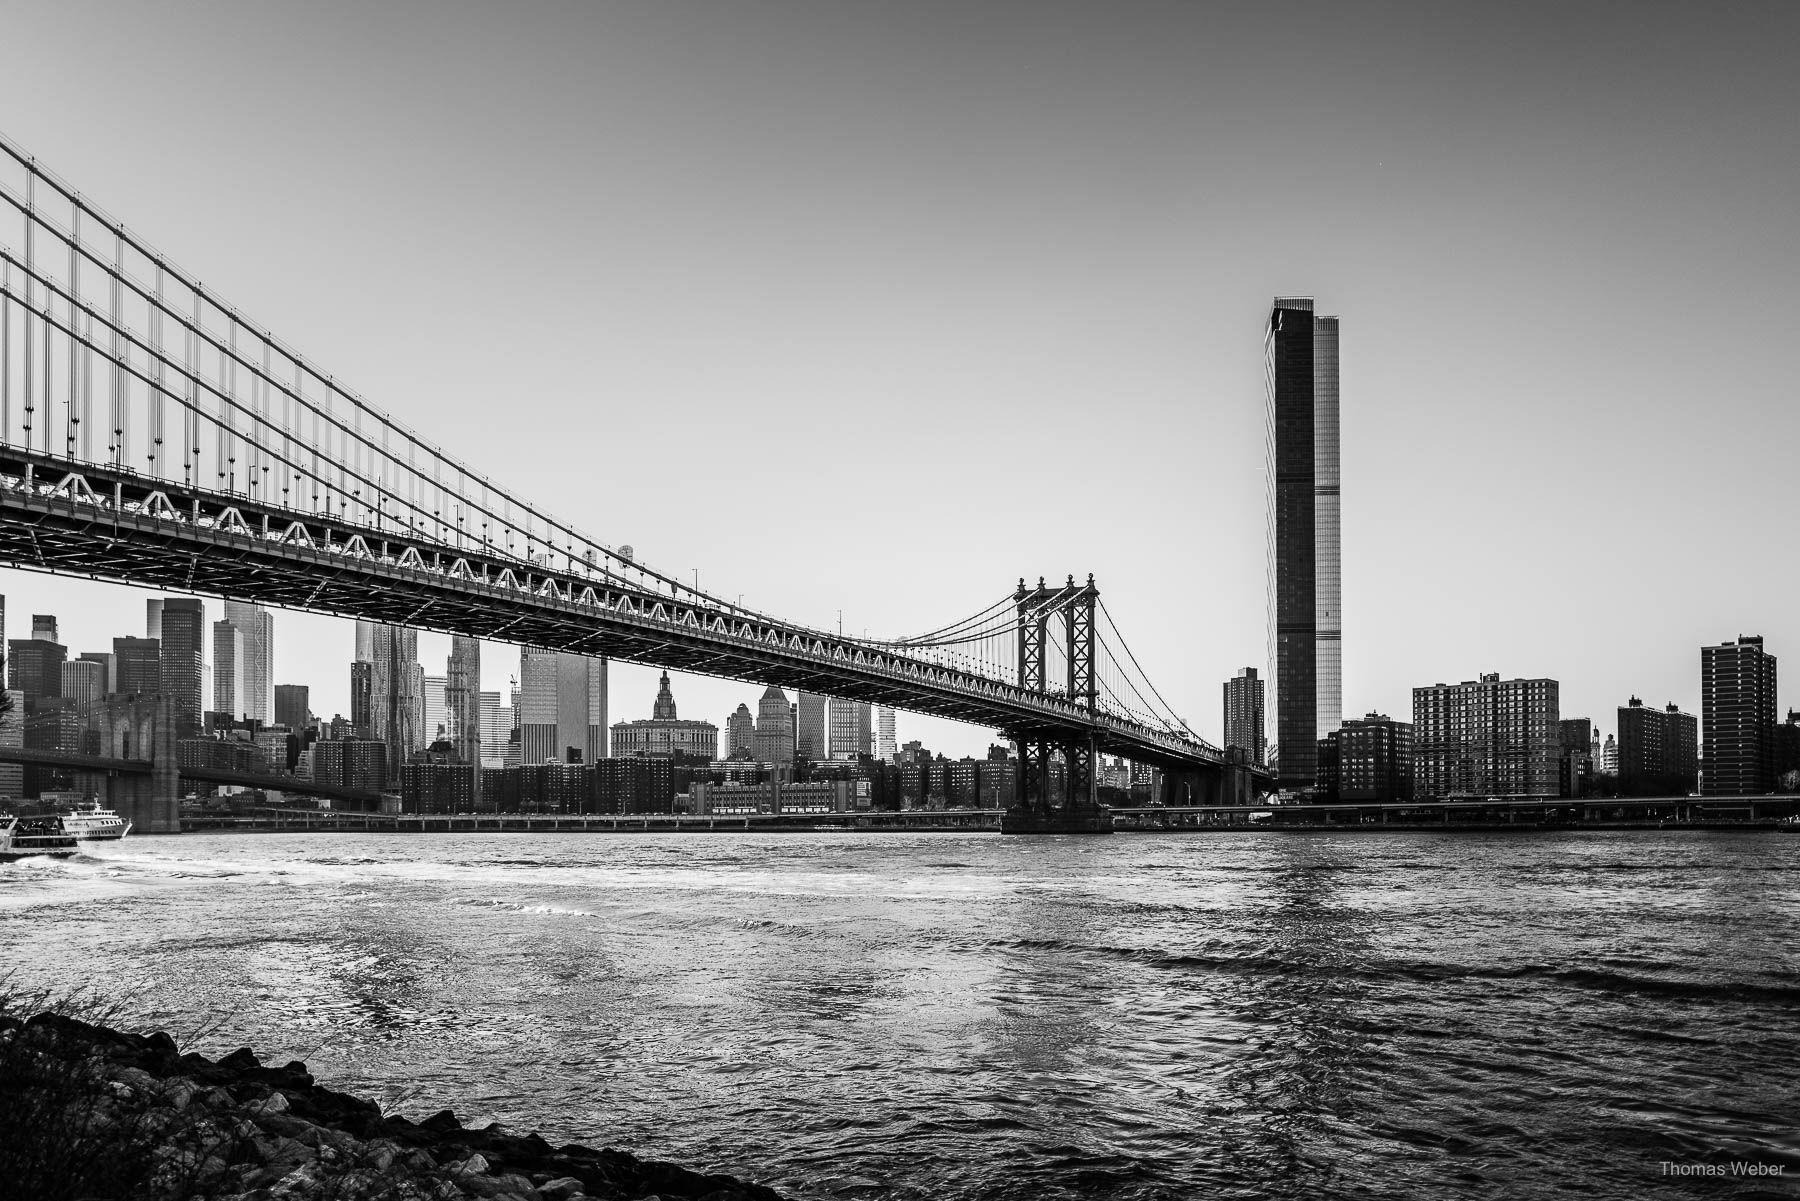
<box><xmin>0</xmin><ymin>1009</ymin><xmax>788</xmax><ymax>1201</ymax></box>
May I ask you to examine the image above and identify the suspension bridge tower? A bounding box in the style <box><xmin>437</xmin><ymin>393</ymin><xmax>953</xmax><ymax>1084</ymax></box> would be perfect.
<box><xmin>1001</xmin><ymin>575</ymin><xmax>1113</xmax><ymax>835</ymax></box>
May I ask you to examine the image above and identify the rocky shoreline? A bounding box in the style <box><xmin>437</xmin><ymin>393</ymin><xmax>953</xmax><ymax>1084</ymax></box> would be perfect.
<box><xmin>0</xmin><ymin>1010</ymin><xmax>785</xmax><ymax>1201</ymax></box>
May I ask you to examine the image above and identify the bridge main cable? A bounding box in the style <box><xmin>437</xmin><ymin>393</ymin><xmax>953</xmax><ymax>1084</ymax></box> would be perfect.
<box><xmin>0</xmin><ymin>131</ymin><xmax>772</xmax><ymax>620</ymax></box>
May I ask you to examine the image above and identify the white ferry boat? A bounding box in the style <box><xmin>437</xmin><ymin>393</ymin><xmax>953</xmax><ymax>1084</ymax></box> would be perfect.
<box><xmin>0</xmin><ymin>814</ymin><xmax>80</xmax><ymax>861</ymax></box>
<box><xmin>62</xmin><ymin>802</ymin><xmax>132</xmax><ymax>841</ymax></box>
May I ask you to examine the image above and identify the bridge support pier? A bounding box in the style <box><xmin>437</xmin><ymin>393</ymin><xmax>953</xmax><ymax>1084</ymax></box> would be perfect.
<box><xmin>1001</xmin><ymin>732</ymin><xmax>1112</xmax><ymax>835</ymax></box>
<box><xmin>93</xmin><ymin>695</ymin><xmax>180</xmax><ymax>834</ymax></box>
<box><xmin>1156</xmin><ymin>761</ymin><xmax>1256</xmax><ymax>809</ymax></box>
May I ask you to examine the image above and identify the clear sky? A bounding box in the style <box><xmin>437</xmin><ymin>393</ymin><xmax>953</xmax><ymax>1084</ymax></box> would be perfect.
<box><xmin>1</xmin><ymin>0</ymin><xmax>1796</xmax><ymax>755</ymax></box>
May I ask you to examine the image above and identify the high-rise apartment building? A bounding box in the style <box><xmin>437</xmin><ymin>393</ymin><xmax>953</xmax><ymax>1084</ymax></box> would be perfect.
<box><xmin>754</xmin><ymin>686</ymin><xmax>794</xmax><ymax>763</ymax></box>
<box><xmin>1222</xmin><ymin>667</ymin><xmax>1267</xmax><ymax>766</ymax></box>
<box><xmin>1616</xmin><ymin>697</ymin><xmax>1698</xmax><ymax>797</ymax></box>
<box><xmin>828</xmin><ymin>697</ymin><xmax>872</xmax><ymax>760</ymax></box>
<box><xmin>1411</xmin><ymin>673</ymin><xmax>1559</xmax><ymax>798</ymax></box>
<box><xmin>1700</xmin><ymin>636</ymin><xmax>1777</xmax><ymax>796</ymax></box>
<box><xmin>519</xmin><ymin>649</ymin><xmax>607</xmax><ymax>764</ymax></box>
<box><xmin>221</xmin><ymin>602</ymin><xmax>274</xmax><ymax>724</ymax></box>
<box><xmin>795</xmin><ymin>692</ymin><xmax>828</xmax><ymax>761</ymax></box>
<box><xmin>1558</xmin><ymin>717</ymin><xmax>1596</xmax><ymax>798</ymax></box>
<box><xmin>212</xmin><ymin>620</ymin><xmax>246</xmax><ymax>720</ymax></box>
<box><xmin>275</xmin><ymin>684</ymin><xmax>311</xmax><ymax>731</ymax></box>
<box><xmin>1266</xmin><ymin>297</ymin><xmax>1341</xmax><ymax>786</ymax></box>
<box><xmin>445</xmin><ymin>638</ymin><xmax>483</xmax><ymax>767</ymax></box>
<box><xmin>157</xmin><ymin>598</ymin><xmax>206</xmax><ymax>736</ymax></box>
<box><xmin>1318</xmin><ymin>711</ymin><xmax>1411</xmax><ymax>802</ymax></box>
<box><xmin>314</xmin><ymin>738</ymin><xmax>389</xmax><ymax>793</ymax></box>
<box><xmin>877</xmin><ymin>706</ymin><xmax>897</xmax><ymax>761</ymax></box>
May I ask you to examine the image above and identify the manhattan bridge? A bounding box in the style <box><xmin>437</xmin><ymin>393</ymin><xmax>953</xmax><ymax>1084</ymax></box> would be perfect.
<box><xmin>0</xmin><ymin>133</ymin><xmax>1266</xmax><ymax>832</ymax></box>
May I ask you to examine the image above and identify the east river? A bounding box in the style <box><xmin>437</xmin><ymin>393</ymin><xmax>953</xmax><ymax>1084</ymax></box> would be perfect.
<box><xmin>3</xmin><ymin>830</ymin><xmax>1797</xmax><ymax>1199</ymax></box>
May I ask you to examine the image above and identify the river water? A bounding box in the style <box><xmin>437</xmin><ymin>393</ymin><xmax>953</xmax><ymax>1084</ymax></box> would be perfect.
<box><xmin>2</xmin><ymin>830</ymin><xmax>1796</xmax><ymax>1199</ymax></box>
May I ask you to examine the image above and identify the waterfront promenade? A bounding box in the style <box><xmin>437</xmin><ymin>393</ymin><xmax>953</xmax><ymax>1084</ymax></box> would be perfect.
<box><xmin>174</xmin><ymin>795</ymin><xmax>1800</xmax><ymax>835</ymax></box>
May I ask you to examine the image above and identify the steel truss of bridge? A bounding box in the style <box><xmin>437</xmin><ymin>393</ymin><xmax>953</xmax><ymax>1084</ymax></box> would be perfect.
<box><xmin>0</xmin><ymin>448</ymin><xmax>1245</xmax><ymax>774</ymax></box>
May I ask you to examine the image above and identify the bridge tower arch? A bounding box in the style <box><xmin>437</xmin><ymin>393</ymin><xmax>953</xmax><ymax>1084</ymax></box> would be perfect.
<box><xmin>1003</xmin><ymin>575</ymin><xmax>1110</xmax><ymax>835</ymax></box>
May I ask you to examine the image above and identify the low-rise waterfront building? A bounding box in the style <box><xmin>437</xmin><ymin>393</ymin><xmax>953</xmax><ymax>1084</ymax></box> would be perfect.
<box><xmin>429</xmin><ymin>757</ymin><xmax>676</xmax><ymax>815</ymax></box>
<box><xmin>689</xmin><ymin>778</ymin><xmax>859</xmax><ymax>815</ymax></box>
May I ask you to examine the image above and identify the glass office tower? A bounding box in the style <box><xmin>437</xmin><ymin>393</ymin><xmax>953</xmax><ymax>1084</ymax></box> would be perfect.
<box><xmin>1266</xmin><ymin>297</ymin><xmax>1341</xmax><ymax>787</ymax></box>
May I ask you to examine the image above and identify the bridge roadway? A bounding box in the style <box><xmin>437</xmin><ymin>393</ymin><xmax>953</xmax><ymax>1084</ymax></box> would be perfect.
<box><xmin>0</xmin><ymin>745</ymin><xmax>383</xmax><ymax>808</ymax></box>
<box><xmin>0</xmin><ymin>448</ymin><xmax>1255</xmax><ymax>775</ymax></box>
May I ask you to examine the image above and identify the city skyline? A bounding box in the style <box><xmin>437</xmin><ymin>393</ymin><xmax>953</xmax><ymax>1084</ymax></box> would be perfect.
<box><xmin>2</xmin><ymin>9</ymin><xmax>1795</xmax><ymax>1200</ymax></box>
<box><xmin>0</xmin><ymin>3</ymin><xmax>1796</xmax><ymax>759</ymax></box>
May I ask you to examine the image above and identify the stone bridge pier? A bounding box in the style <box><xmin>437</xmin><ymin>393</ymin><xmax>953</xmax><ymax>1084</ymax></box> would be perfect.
<box><xmin>87</xmin><ymin>695</ymin><xmax>181</xmax><ymax>834</ymax></box>
<box><xmin>1158</xmin><ymin>754</ymin><xmax>1258</xmax><ymax>810</ymax></box>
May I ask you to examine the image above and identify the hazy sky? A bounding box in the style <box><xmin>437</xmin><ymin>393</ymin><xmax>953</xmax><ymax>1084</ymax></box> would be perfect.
<box><xmin>1</xmin><ymin>0</ymin><xmax>1796</xmax><ymax>755</ymax></box>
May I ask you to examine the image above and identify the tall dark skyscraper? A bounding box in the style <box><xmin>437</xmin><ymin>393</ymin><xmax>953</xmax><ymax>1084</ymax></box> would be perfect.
<box><xmin>1266</xmin><ymin>296</ymin><xmax>1341</xmax><ymax>787</ymax></box>
<box><xmin>1701</xmin><ymin>636</ymin><xmax>1776</xmax><ymax>796</ymax></box>
<box><xmin>275</xmin><ymin>684</ymin><xmax>311</xmax><ymax>731</ymax></box>
<box><xmin>113</xmin><ymin>637</ymin><xmax>162</xmax><ymax>695</ymax></box>
<box><xmin>7</xmin><ymin>633</ymin><xmax>65</xmax><ymax>707</ymax></box>
<box><xmin>157</xmin><ymin>599</ymin><xmax>206</xmax><ymax>737</ymax></box>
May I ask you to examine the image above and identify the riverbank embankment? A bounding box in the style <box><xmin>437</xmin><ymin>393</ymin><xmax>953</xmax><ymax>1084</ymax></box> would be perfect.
<box><xmin>0</xmin><ymin>1007</ymin><xmax>783</xmax><ymax>1201</ymax></box>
